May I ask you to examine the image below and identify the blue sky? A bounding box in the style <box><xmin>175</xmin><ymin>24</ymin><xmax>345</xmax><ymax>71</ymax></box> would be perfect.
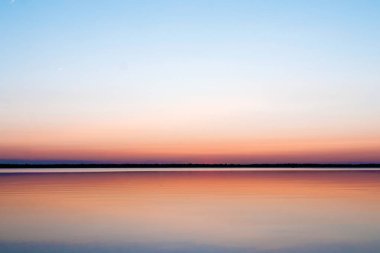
<box><xmin>1</xmin><ymin>0</ymin><xmax>380</xmax><ymax>163</ymax></box>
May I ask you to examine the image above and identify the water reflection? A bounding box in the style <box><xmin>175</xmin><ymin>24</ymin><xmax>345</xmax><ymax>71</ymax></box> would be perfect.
<box><xmin>0</xmin><ymin>170</ymin><xmax>379</xmax><ymax>253</ymax></box>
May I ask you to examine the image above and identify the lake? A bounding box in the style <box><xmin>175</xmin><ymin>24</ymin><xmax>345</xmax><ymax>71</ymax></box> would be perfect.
<box><xmin>0</xmin><ymin>169</ymin><xmax>379</xmax><ymax>253</ymax></box>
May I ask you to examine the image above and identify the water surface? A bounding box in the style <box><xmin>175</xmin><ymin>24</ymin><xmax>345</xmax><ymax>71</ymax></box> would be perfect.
<box><xmin>0</xmin><ymin>169</ymin><xmax>379</xmax><ymax>252</ymax></box>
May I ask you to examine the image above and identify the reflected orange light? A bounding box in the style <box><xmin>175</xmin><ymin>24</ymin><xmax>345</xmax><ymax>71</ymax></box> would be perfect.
<box><xmin>0</xmin><ymin>171</ymin><xmax>379</xmax><ymax>249</ymax></box>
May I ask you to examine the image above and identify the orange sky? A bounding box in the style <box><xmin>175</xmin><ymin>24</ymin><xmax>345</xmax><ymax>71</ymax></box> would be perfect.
<box><xmin>1</xmin><ymin>124</ymin><xmax>379</xmax><ymax>163</ymax></box>
<box><xmin>1</xmin><ymin>1</ymin><xmax>380</xmax><ymax>164</ymax></box>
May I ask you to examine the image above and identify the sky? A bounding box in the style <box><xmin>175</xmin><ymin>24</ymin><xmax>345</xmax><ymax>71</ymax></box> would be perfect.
<box><xmin>0</xmin><ymin>0</ymin><xmax>380</xmax><ymax>163</ymax></box>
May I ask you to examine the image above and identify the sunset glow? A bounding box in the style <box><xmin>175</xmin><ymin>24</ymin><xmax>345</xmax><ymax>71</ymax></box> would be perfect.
<box><xmin>1</xmin><ymin>0</ymin><xmax>380</xmax><ymax>163</ymax></box>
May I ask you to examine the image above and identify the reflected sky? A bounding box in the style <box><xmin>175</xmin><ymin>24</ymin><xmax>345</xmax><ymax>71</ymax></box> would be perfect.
<box><xmin>0</xmin><ymin>170</ymin><xmax>379</xmax><ymax>253</ymax></box>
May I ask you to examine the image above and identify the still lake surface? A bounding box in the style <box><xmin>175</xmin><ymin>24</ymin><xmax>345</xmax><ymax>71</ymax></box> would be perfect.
<box><xmin>0</xmin><ymin>169</ymin><xmax>379</xmax><ymax>253</ymax></box>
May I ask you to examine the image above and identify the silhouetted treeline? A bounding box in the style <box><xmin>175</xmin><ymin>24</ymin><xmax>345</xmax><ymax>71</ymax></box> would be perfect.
<box><xmin>0</xmin><ymin>163</ymin><xmax>379</xmax><ymax>168</ymax></box>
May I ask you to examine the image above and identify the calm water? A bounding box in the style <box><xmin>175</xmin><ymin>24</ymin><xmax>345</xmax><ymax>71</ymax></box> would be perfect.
<box><xmin>0</xmin><ymin>169</ymin><xmax>379</xmax><ymax>253</ymax></box>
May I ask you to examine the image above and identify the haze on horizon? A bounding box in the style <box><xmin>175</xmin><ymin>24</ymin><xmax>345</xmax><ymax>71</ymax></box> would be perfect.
<box><xmin>1</xmin><ymin>0</ymin><xmax>380</xmax><ymax>164</ymax></box>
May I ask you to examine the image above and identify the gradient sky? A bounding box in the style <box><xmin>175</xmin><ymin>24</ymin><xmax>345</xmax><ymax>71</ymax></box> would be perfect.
<box><xmin>1</xmin><ymin>0</ymin><xmax>380</xmax><ymax>163</ymax></box>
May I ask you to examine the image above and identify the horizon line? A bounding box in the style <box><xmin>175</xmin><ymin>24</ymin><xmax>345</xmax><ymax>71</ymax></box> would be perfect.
<box><xmin>1</xmin><ymin>163</ymin><xmax>380</xmax><ymax>169</ymax></box>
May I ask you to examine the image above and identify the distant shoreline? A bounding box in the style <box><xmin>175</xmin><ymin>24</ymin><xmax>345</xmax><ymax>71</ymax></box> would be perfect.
<box><xmin>1</xmin><ymin>163</ymin><xmax>380</xmax><ymax>169</ymax></box>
